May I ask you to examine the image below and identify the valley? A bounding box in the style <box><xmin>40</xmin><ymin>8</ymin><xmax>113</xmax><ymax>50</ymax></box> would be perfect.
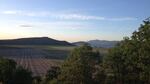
<box><xmin>0</xmin><ymin>45</ymin><xmax>73</xmax><ymax>76</ymax></box>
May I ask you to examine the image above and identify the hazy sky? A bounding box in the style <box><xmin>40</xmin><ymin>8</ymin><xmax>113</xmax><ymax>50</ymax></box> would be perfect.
<box><xmin>0</xmin><ymin>0</ymin><xmax>150</xmax><ymax>42</ymax></box>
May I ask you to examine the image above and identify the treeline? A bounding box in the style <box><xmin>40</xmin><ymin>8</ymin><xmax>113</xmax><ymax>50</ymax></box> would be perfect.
<box><xmin>0</xmin><ymin>19</ymin><xmax>150</xmax><ymax>84</ymax></box>
<box><xmin>43</xmin><ymin>18</ymin><xmax>150</xmax><ymax>84</ymax></box>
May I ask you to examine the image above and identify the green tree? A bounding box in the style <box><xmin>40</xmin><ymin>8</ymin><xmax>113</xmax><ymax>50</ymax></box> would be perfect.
<box><xmin>43</xmin><ymin>66</ymin><xmax>60</xmax><ymax>84</ymax></box>
<box><xmin>32</xmin><ymin>76</ymin><xmax>42</xmax><ymax>84</ymax></box>
<box><xmin>11</xmin><ymin>66</ymin><xmax>32</xmax><ymax>84</ymax></box>
<box><xmin>93</xmin><ymin>64</ymin><xmax>106</xmax><ymax>84</ymax></box>
<box><xmin>58</xmin><ymin>45</ymin><xmax>100</xmax><ymax>84</ymax></box>
<box><xmin>45</xmin><ymin>66</ymin><xmax>60</xmax><ymax>81</ymax></box>
<box><xmin>0</xmin><ymin>58</ymin><xmax>16</xmax><ymax>84</ymax></box>
<box><xmin>0</xmin><ymin>58</ymin><xmax>33</xmax><ymax>84</ymax></box>
<box><xmin>104</xmin><ymin>18</ymin><xmax>150</xmax><ymax>84</ymax></box>
<box><xmin>131</xmin><ymin>19</ymin><xmax>150</xmax><ymax>83</ymax></box>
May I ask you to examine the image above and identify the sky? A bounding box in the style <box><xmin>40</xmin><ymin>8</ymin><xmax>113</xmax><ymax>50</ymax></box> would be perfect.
<box><xmin>0</xmin><ymin>0</ymin><xmax>150</xmax><ymax>42</ymax></box>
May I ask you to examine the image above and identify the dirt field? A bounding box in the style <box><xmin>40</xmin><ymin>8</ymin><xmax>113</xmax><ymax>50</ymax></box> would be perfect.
<box><xmin>0</xmin><ymin>45</ymin><xmax>73</xmax><ymax>76</ymax></box>
<box><xmin>0</xmin><ymin>45</ymin><xmax>108</xmax><ymax>76</ymax></box>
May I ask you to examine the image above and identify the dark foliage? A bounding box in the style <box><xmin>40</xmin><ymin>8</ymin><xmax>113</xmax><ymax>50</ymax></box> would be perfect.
<box><xmin>104</xmin><ymin>18</ymin><xmax>150</xmax><ymax>84</ymax></box>
<box><xmin>0</xmin><ymin>58</ymin><xmax>33</xmax><ymax>84</ymax></box>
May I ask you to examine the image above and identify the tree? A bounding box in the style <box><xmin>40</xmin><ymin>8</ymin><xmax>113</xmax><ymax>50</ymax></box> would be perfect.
<box><xmin>104</xmin><ymin>18</ymin><xmax>150</xmax><ymax>84</ymax></box>
<box><xmin>32</xmin><ymin>76</ymin><xmax>42</xmax><ymax>84</ymax></box>
<box><xmin>0</xmin><ymin>58</ymin><xmax>16</xmax><ymax>84</ymax></box>
<box><xmin>93</xmin><ymin>64</ymin><xmax>106</xmax><ymax>84</ymax></box>
<box><xmin>45</xmin><ymin>66</ymin><xmax>60</xmax><ymax>81</ymax></box>
<box><xmin>0</xmin><ymin>58</ymin><xmax>33</xmax><ymax>84</ymax></box>
<box><xmin>43</xmin><ymin>66</ymin><xmax>60</xmax><ymax>84</ymax></box>
<box><xmin>131</xmin><ymin>18</ymin><xmax>150</xmax><ymax>83</ymax></box>
<box><xmin>58</xmin><ymin>45</ymin><xmax>100</xmax><ymax>84</ymax></box>
<box><xmin>11</xmin><ymin>66</ymin><xmax>32</xmax><ymax>84</ymax></box>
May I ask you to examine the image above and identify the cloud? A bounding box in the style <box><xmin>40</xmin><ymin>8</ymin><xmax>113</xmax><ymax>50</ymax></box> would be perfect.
<box><xmin>2</xmin><ymin>10</ymin><xmax>18</xmax><ymax>14</ymax></box>
<box><xmin>53</xmin><ymin>14</ymin><xmax>105</xmax><ymax>20</ymax></box>
<box><xmin>107</xmin><ymin>17</ymin><xmax>136</xmax><ymax>21</ymax></box>
<box><xmin>53</xmin><ymin>14</ymin><xmax>136</xmax><ymax>21</ymax></box>
<box><xmin>13</xmin><ymin>20</ymin><xmax>88</xmax><ymax>30</ymax></box>
<box><xmin>19</xmin><ymin>24</ymin><xmax>33</xmax><ymax>28</ymax></box>
<box><xmin>1</xmin><ymin>10</ymin><xmax>137</xmax><ymax>21</ymax></box>
<box><xmin>33</xmin><ymin>21</ymin><xmax>88</xmax><ymax>29</ymax></box>
<box><xmin>1</xmin><ymin>10</ymin><xmax>51</xmax><ymax>17</ymax></box>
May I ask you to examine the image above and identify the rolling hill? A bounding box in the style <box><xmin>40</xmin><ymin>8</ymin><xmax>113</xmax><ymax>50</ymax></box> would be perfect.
<box><xmin>73</xmin><ymin>40</ymin><xmax>119</xmax><ymax>48</ymax></box>
<box><xmin>72</xmin><ymin>41</ymin><xmax>88</xmax><ymax>46</ymax></box>
<box><xmin>87</xmin><ymin>40</ymin><xmax>119</xmax><ymax>48</ymax></box>
<box><xmin>0</xmin><ymin>37</ymin><xmax>72</xmax><ymax>46</ymax></box>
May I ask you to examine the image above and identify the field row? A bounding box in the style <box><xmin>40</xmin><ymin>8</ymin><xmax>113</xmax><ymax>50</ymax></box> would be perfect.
<box><xmin>0</xmin><ymin>48</ymin><xmax>62</xmax><ymax>76</ymax></box>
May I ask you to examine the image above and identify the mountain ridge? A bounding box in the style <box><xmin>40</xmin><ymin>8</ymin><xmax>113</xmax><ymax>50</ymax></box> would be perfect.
<box><xmin>73</xmin><ymin>40</ymin><xmax>119</xmax><ymax>48</ymax></box>
<box><xmin>0</xmin><ymin>37</ymin><xmax>72</xmax><ymax>46</ymax></box>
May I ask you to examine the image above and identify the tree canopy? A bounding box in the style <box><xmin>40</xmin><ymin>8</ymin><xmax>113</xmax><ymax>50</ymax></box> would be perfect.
<box><xmin>0</xmin><ymin>58</ymin><xmax>33</xmax><ymax>84</ymax></box>
<box><xmin>104</xmin><ymin>18</ymin><xmax>150</xmax><ymax>84</ymax></box>
<box><xmin>58</xmin><ymin>45</ymin><xmax>100</xmax><ymax>84</ymax></box>
<box><xmin>0</xmin><ymin>58</ymin><xmax>16</xmax><ymax>84</ymax></box>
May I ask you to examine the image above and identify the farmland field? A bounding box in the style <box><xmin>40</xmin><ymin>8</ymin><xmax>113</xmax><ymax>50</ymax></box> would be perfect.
<box><xmin>0</xmin><ymin>45</ymin><xmax>108</xmax><ymax>76</ymax></box>
<box><xmin>0</xmin><ymin>45</ymin><xmax>75</xmax><ymax>76</ymax></box>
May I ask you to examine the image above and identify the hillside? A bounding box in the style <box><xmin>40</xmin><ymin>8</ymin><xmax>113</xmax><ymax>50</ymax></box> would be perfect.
<box><xmin>72</xmin><ymin>41</ymin><xmax>88</xmax><ymax>46</ymax></box>
<box><xmin>73</xmin><ymin>40</ymin><xmax>119</xmax><ymax>48</ymax></box>
<box><xmin>0</xmin><ymin>37</ymin><xmax>72</xmax><ymax>46</ymax></box>
<box><xmin>88</xmin><ymin>40</ymin><xmax>119</xmax><ymax>48</ymax></box>
<box><xmin>0</xmin><ymin>45</ymin><xmax>74</xmax><ymax>76</ymax></box>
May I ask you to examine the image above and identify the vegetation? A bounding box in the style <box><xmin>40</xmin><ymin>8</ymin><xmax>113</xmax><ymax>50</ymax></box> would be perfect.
<box><xmin>37</xmin><ymin>44</ymin><xmax>101</xmax><ymax>84</ymax></box>
<box><xmin>45</xmin><ymin>66</ymin><xmax>60</xmax><ymax>83</ymax></box>
<box><xmin>0</xmin><ymin>58</ymin><xmax>16</xmax><ymax>84</ymax></box>
<box><xmin>104</xmin><ymin>18</ymin><xmax>150</xmax><ymax>84</ymax></box>
<box><xmin>0</xmin><ymin>18</ymin><xmax>149</xmax><ymax>84</ymax></box>
<box><xmin>11</xmin><ymin>66</ymin><xmax>32</xmax><ymax>84</ymax></box>
<box><xmin>0</xmin><ymin>58</ymin><xmax>32</xmax><ymax>84</ymax></box>
<box><xmin>57</xmin><ymin>44</ymin><xmax>100</xmax><ymax>84</ymax></box>
<box><xmin>43</xmin><ymin>18</ymin><xmax>150</xmax><ymax>84</ymax></box>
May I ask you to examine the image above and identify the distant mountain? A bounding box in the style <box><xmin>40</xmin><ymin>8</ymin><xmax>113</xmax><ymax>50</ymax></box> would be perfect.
<box><xmin>73</xmin><ymin>40</ymin><xmax>119</xmax><ymax>48</ymax></box>
<box><xmin>87</xmin><ymin>40</ymin><xmax>119</xmax><ymax>48</ymax></box>
<box><xmin>72</xmin><ymin>41</ymin><xmax>88</xmax><ymax>46</ymax></box>
<box><xmin>0</xmin><ymin>37</ymin><xmax>72</xmax><ymax>46</ymax></box>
